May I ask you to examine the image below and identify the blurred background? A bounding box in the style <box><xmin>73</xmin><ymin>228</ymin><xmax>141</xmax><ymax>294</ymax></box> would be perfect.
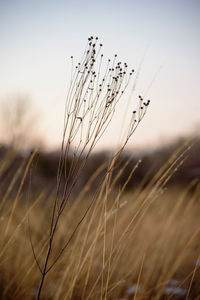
<box><xmin>0</xmin><ymin>0</ymin><xmax>200</xmax><ymax>191</ymax></box>
<box><xmin>0</xmin><ymin>0</ymin><xmax>199</xmax><ymax>150</ymax></box>
<box><xmin>0</xmin><ymin>3</ymin><xmax>200</xmax><ymax>298</ymax></box>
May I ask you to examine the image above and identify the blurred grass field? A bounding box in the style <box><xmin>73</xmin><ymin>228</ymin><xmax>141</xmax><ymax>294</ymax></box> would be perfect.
<box><xmin>0</xmin><ymin>144</ymin><xmax>199</xmax><ymax>300</ymax></box>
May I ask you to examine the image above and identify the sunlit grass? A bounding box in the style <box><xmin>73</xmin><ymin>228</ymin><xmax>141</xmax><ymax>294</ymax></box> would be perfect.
<box><xmin>0</xmin><ymin>148</ymin><xmax>199</xmax><ymax>299</ymax></box>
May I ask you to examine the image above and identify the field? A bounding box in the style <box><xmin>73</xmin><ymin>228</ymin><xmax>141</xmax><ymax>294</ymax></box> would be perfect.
<box><xmin>0</xmin><ymin>144</ymin><xmax>200</xmax><ymax>300</ymax></box>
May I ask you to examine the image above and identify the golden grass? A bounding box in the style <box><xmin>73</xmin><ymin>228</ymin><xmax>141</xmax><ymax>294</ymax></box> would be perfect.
<box><xmin>0</xmin><ymin>150</ymin><xmax>199</xmax><ymax>300</ymax></box>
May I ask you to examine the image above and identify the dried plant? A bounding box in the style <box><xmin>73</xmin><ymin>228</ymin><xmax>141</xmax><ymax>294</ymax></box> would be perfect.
<box><xmin>25</xmin><ymin>36</ymin><xmax>150</xmax><ymax>299</ymax></box>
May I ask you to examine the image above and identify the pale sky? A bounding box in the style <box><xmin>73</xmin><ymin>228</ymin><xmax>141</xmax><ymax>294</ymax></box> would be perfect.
<box><xmin>0</xmin><ymin>0</ymin><xmax>200</xmax><ymax>150</ymax></box>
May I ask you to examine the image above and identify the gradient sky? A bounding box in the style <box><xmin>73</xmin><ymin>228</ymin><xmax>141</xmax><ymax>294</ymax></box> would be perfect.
<box><xmin>0</xmin><ymin>0</ymin><xmax>200</xmax><ymax>150</ymax></box>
